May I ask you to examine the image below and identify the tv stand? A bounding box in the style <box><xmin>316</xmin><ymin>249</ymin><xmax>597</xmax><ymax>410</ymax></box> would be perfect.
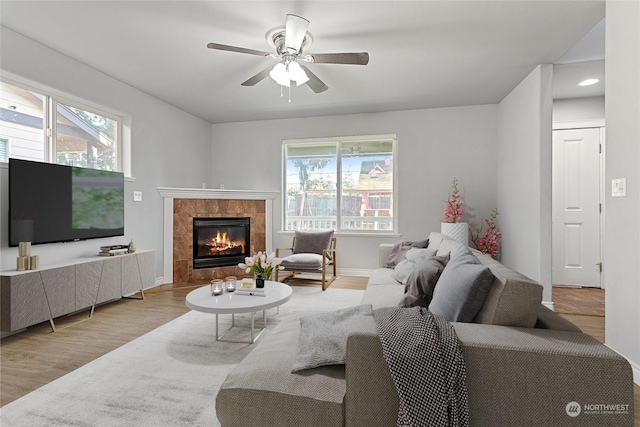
<box><xmin>0</xmin><ymin>250</ymin><xmax>154</xmax><ymax>333</ymax></box>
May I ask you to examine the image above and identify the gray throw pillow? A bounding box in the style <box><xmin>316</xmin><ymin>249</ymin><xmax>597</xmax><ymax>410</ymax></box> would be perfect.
<box><xmin>292</xmin><ymin>304</ymin><xmax>373</xmax><ymax>372</ymax></box>
<box><xmin>384</xmin><ymin>238</ymin><xmax>430</xmax><ymax>268</ymax></box>
<box><xmin>399</xmin><ymin>253</ymin><xmax>450</xmax><ymax>308</ymax></box>
<box><xmin>429</xmin><ymin>245</ymin><xmax>494</xmax><ymax>322</ymax></box>
<box><xmin>293</xmin><ymin>230</ymin><xmax>334</xmax><ymax>255</ymax></box>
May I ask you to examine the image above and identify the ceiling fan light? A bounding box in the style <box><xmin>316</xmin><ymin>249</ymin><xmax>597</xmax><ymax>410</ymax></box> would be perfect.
<box><xmin>294</xmin><ymin>71</ymin><xmax>309</xmax><ymax>85</ymax></box>
<box><xmin>276</xmin><ymin>75</ymin><xmax>291</xmax><ymax>87</ymax></box>
<box><xmin>270</xmin><ymin>62</ymin><xmax>293</xmax><ymax>87</ymax></box>
<box><xmin>269</xmin><ymin>63</ymin><xmax>287</xmax><ymax>82</ymax></box>
<box><xmin>288</xmin><ymin>61</ymin><xmax>309</xmax><ymax>85</ymax></box>
<box><xmin>288</xmin><ymin>60</ymin><xmax>302</xmax><ymax>73</ymax></box>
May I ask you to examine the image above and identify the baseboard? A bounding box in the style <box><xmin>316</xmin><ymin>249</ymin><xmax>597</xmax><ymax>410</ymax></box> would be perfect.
<box><xmin>542</xmin><ymin>300</ymin><xmax>555</xmax><ymax>311</ymax></box>
<box><xmin>337</xmin><ymin>268</ymin><xmax>371</xmax><ymax>277</ymax></box>
<box><xmin>154</xmin><ymin>277</ymin><xmax>165</xmax><ymax>287</ymax></box>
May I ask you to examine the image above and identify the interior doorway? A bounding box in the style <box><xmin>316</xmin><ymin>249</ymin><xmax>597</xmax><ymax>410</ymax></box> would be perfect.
<box><xmin>552</xmin><ymin>122</ymin><xmax>605</xmax><ymax>288</ymax></box>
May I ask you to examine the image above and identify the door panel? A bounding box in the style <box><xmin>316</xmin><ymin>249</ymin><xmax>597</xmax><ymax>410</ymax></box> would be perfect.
<box><xmin>552</xmin><ymin>128</ymin><xmax>601</xmax><ymax>287</ymax></box>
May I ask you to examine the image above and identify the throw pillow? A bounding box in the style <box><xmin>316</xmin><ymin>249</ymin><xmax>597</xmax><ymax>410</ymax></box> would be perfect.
<box><xmin>291</xmin><ymin>304</ymin><xmax>373</xmax><ymax>372</ymax></box>
<box><xmin>398</xmin><ymin>253</ymin><xmax>450</xmax><ymax>308</ymax></box>
<box><xmin>293</xmin><ymin>230</ymin><xmax>334</xmax><ymax>255</ymax></box>
<box><xmin>384</xmin><ymin>238</ymin><xmax>429</xmax><ymax>268</ymax></box>
<box><xmin>429</xmin><ymin>245</ymin><xmax>494</xmax><ymax>322</ymax></box>
<box><xmin>390</xmin><ymin>247</ymin><xmax>437</xmax><ymax>284</ymax></box>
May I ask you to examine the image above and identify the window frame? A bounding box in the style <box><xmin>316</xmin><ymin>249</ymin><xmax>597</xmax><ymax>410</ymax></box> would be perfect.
<box><xmin>281</xmin><ymin>134</ymin><xmax>398</xmax><ymax>235</ymax></box>
<box><xmin>0</xmin><ymin>75</ymin><xmax>129</xmax><ymax>176</ymax></box>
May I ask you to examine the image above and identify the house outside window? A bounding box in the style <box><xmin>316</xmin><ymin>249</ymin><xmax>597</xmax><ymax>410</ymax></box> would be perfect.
<box><xmin>283</xmin><ymin>134</ymin><xmax>397</xmax><ymax>233</ymax></box>
<box><xmin>0</xmin><ymin>80</ymin><xmax>120</xmax><ymax>171</ymax></box>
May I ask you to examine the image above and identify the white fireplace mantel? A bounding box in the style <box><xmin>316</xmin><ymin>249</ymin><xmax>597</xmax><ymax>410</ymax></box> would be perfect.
<box><xmin>157</xmin><ymin>187</ymin><xmax>280</xmax><ymax>284</ymax></box>
<box><xmin>157</xmin><ymin>187</ymin><xmax>280</xmax><ymax>201</ymax></box>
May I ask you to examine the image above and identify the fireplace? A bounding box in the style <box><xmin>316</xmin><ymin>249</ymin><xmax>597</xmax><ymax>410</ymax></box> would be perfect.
<box><xmin>193</xmin><ymin>217</ymin><xmax>250</xmax><ymax>269</ymax></box>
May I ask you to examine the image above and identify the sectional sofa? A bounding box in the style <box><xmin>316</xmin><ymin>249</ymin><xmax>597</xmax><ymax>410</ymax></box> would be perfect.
<box><xmin>215</xmin><ymin>232</ymin><xmax>634</xmax><ymax>426</ymax></box>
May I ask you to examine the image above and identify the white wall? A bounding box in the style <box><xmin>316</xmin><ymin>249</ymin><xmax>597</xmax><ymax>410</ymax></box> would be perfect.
<box><xmin>553</xmin><ymin>96</ymin><xmax>605</xmax><ymax>122</ymax></box>
<box><xmin>0</xmin><ymin>27</ymin><xmax>213</xmax><ymax>280</ymax></box>
<box><xmin>604</xmin><ymin>0</ymin><xmax>640</xmax><ymax>383</ymax></box>
<box><xmin>497</xmin><ymin>65</ymin><xmax>554</xmax><ymax>303</ymax></box>
<box><xmin>211</xmin><ymin>105</ymin><xmax>499</xmax><ymax>271</ymax></box>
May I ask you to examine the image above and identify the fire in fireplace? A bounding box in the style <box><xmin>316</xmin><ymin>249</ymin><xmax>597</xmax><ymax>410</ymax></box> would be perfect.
<box><xmin>193</xmin><ymin>217</ymin><xmax>250</xmax><ymax>269</ymax></box>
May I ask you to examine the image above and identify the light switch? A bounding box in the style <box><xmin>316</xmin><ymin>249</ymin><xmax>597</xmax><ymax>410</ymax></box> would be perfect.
<box><xmin>612</xmin><ymin>178</ymin><xmax>626</xmax><ymax>197</ymax></box>
<box><xmin>133</xmin><ymin>191</ymin><xmax>143</xmax><ymax>202</ymax></box>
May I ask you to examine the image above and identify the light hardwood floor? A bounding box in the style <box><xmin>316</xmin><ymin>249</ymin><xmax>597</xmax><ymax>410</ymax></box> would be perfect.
<box><xmin>1</xmin><ymin>279</ymin><xmax>638</xmax><ymax>426</ymax></box>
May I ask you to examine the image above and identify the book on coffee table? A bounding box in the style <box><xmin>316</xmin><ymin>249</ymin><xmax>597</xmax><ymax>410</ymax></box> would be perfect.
<box><xmin>235</xmin><ymin>286</ymin><xmax>272</xmax><ymax>296</ymax></box>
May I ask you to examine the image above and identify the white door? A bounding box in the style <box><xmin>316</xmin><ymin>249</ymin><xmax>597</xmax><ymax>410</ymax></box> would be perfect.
<box><xmin>552</xmin><ymin>127</ymin><xmax>602</xmax><ymax>288</ymax></box>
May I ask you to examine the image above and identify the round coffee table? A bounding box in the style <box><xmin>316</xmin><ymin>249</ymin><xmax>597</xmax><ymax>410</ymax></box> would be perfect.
<box><xmin>185</xmin><ymin>280</ymin><xmax>292</xmax><ymax>344</ymax></box>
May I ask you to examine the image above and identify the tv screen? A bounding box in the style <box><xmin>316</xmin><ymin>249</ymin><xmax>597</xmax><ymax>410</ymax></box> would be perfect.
<box><xmin>9</xmin><ymin>158</ymin><xmax>125</xmax><ymax>247</ymax></box>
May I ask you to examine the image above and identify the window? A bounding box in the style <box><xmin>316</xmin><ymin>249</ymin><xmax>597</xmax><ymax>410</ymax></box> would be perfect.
<box><xmin>283</xmin><ymin>135</ymin><xmax>396</xmax><ymax>233</ymax></box>
<box><xmin>0</xmin><ymin>80</ymin><xmax>120</xmax><ymax>171</ymax></box>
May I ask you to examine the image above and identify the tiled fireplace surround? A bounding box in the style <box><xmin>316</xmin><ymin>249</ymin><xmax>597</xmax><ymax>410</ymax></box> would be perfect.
<box><xmin>158</xmin><ymin>188</ymin><xmax>279</xmax><ymax>287</ymax></box>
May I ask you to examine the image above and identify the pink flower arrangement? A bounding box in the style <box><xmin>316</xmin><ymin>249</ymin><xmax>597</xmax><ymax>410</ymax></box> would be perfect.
<box><xmin>444</xmin><ymin>177</ymin><xmax>463</xmax><ymax>223</ymax></box>
<box><xmin>476</xmin><ymin>209</ymin><xmax>501</xmax><ymax>257</ymax></box>
<box><xmin>238</xmin><ymin>251</ymin><xmax>283</xmax><ymax>279</ymax></box>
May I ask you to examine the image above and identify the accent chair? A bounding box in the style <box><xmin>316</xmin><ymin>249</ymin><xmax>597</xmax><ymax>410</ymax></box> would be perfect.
<box><xmin>275</xmin><ymin>230</ymin><xmax>337</xmax><ymax>291</ymax></box>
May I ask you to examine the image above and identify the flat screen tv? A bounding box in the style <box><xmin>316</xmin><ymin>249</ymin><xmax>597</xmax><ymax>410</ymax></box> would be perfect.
<box><xmin>9</xmin><ymin>158</ymin><xmax>125</xmax><ymax>247</ymax></box>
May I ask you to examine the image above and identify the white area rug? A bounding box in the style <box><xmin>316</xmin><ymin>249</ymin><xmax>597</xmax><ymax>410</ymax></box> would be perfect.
<box><xmin>0</xmin><ymin>286</ymin><xmax>364</xmax><ymax>426</ymax></box>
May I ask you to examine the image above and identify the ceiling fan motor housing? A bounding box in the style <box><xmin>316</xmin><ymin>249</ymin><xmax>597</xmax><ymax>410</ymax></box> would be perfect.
<box><xmin>267</xmin><ymin>28</ymin><xmax>314</xmax><ymax>56</ymax></box>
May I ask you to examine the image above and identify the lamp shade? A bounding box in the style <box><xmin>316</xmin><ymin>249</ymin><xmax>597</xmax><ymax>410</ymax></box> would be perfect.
<box><xmin>288</xmin><ymin>61</ymin><xmax>309</xmax><ymax>85</ymax></box>
<box><xmin>269</xmin><ymin>63</ymin><xmax>287</xmax><ymax>81</ymax></box>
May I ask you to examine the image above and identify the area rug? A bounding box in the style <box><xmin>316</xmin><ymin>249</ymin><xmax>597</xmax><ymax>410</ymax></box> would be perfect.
<box><xmin>0</xmin><ymin>286</ymin><xmax>364</xmax><ymax>426</ymax></box>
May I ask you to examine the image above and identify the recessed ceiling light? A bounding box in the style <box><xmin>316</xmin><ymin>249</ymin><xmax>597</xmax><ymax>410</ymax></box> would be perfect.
<box><xmin>579</xmin><ymin>78</ymin><xmax>599</xmax><ymax>87</ymax></box>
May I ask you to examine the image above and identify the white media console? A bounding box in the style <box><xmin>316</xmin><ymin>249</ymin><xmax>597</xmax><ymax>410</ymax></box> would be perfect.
<box><xmin>0</xmin><ymin>250</ymin><xmax>154</xmax><ymax>332</ymax></box>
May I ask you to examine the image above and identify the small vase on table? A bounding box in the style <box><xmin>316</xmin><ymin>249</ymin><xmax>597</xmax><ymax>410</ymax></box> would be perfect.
<box><xmin>255</xmin><ymin>273</ymin><xmax>270</xmax><ymax>288</ymax></box>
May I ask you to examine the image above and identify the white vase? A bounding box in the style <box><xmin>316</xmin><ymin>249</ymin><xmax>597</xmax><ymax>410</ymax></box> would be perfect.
<box><xmin>441</xmin><ymin>222</ymin><xmax>469</xmax><ymax>244</ymax></box>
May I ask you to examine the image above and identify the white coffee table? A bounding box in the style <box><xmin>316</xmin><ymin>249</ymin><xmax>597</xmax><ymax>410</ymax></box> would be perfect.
<box><xmin>185</xmin><ymin>280</ymin><xmax>292</xmax><ymax>344</ymax></box>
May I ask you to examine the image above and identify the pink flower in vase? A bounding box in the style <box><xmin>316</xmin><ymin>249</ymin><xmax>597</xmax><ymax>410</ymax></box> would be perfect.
<box><xmin>444</xmin><ymin>177</ymin><xmax>463</xmax><ymax>223</ymax></box>
<box><xmin>476</xmin><ymin>209</ymin><xmax>501</xmax><ymax>257</ymax></box>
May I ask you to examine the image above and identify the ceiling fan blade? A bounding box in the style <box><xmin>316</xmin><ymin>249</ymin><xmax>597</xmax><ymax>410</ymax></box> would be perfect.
<box><xmin>300</xmin><ymin>65</ymin><xmax>328</xmax><ymax>93</ymax></box>
<box><xmin>284</xmin><ymin>14</ymin><xmax>309</xmax><ymax>53</ymax></box>
<box><xmin>207</xmin><ymin>42</ymin><xmax>272</xmax><ymax>57</ymax></box>
<box><xmin>241</xmin><ymin>65</ymin><xmax>274</xmax><ymax>86</ymax></box>
<box><xmin>310</xmin><ymin>52</ymin><xmax>369</xmax><ymax>65</ymax></box>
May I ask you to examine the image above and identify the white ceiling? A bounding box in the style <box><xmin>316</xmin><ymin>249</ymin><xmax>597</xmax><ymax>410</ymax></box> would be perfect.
<box><xmin>0</xmin><ymin>1</ymin><xmax>605</xmax><ymax>124</ymax></box>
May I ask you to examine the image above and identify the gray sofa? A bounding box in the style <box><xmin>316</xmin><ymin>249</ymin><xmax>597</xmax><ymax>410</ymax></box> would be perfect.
<box><xmin>216</xmin><ymin>232</ymin><xmax>634</xmax><ymax>426</ymax></box>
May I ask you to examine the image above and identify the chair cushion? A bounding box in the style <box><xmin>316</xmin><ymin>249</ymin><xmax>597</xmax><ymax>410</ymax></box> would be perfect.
<box><xmin>293</xmin><ymin>230</ymin><xmax>334</xmax><ymax>255</ymax></box>
<box><xmin>281</xmin><ymin>253</ymin><xmax>324</xmax><ymax>271</ymax></box>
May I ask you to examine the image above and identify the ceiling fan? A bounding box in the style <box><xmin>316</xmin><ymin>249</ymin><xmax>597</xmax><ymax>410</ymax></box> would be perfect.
<box><xmin>207</xmin><ymin>14</ymin><xmax>369</xmax><ymax>94</ymax></box>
